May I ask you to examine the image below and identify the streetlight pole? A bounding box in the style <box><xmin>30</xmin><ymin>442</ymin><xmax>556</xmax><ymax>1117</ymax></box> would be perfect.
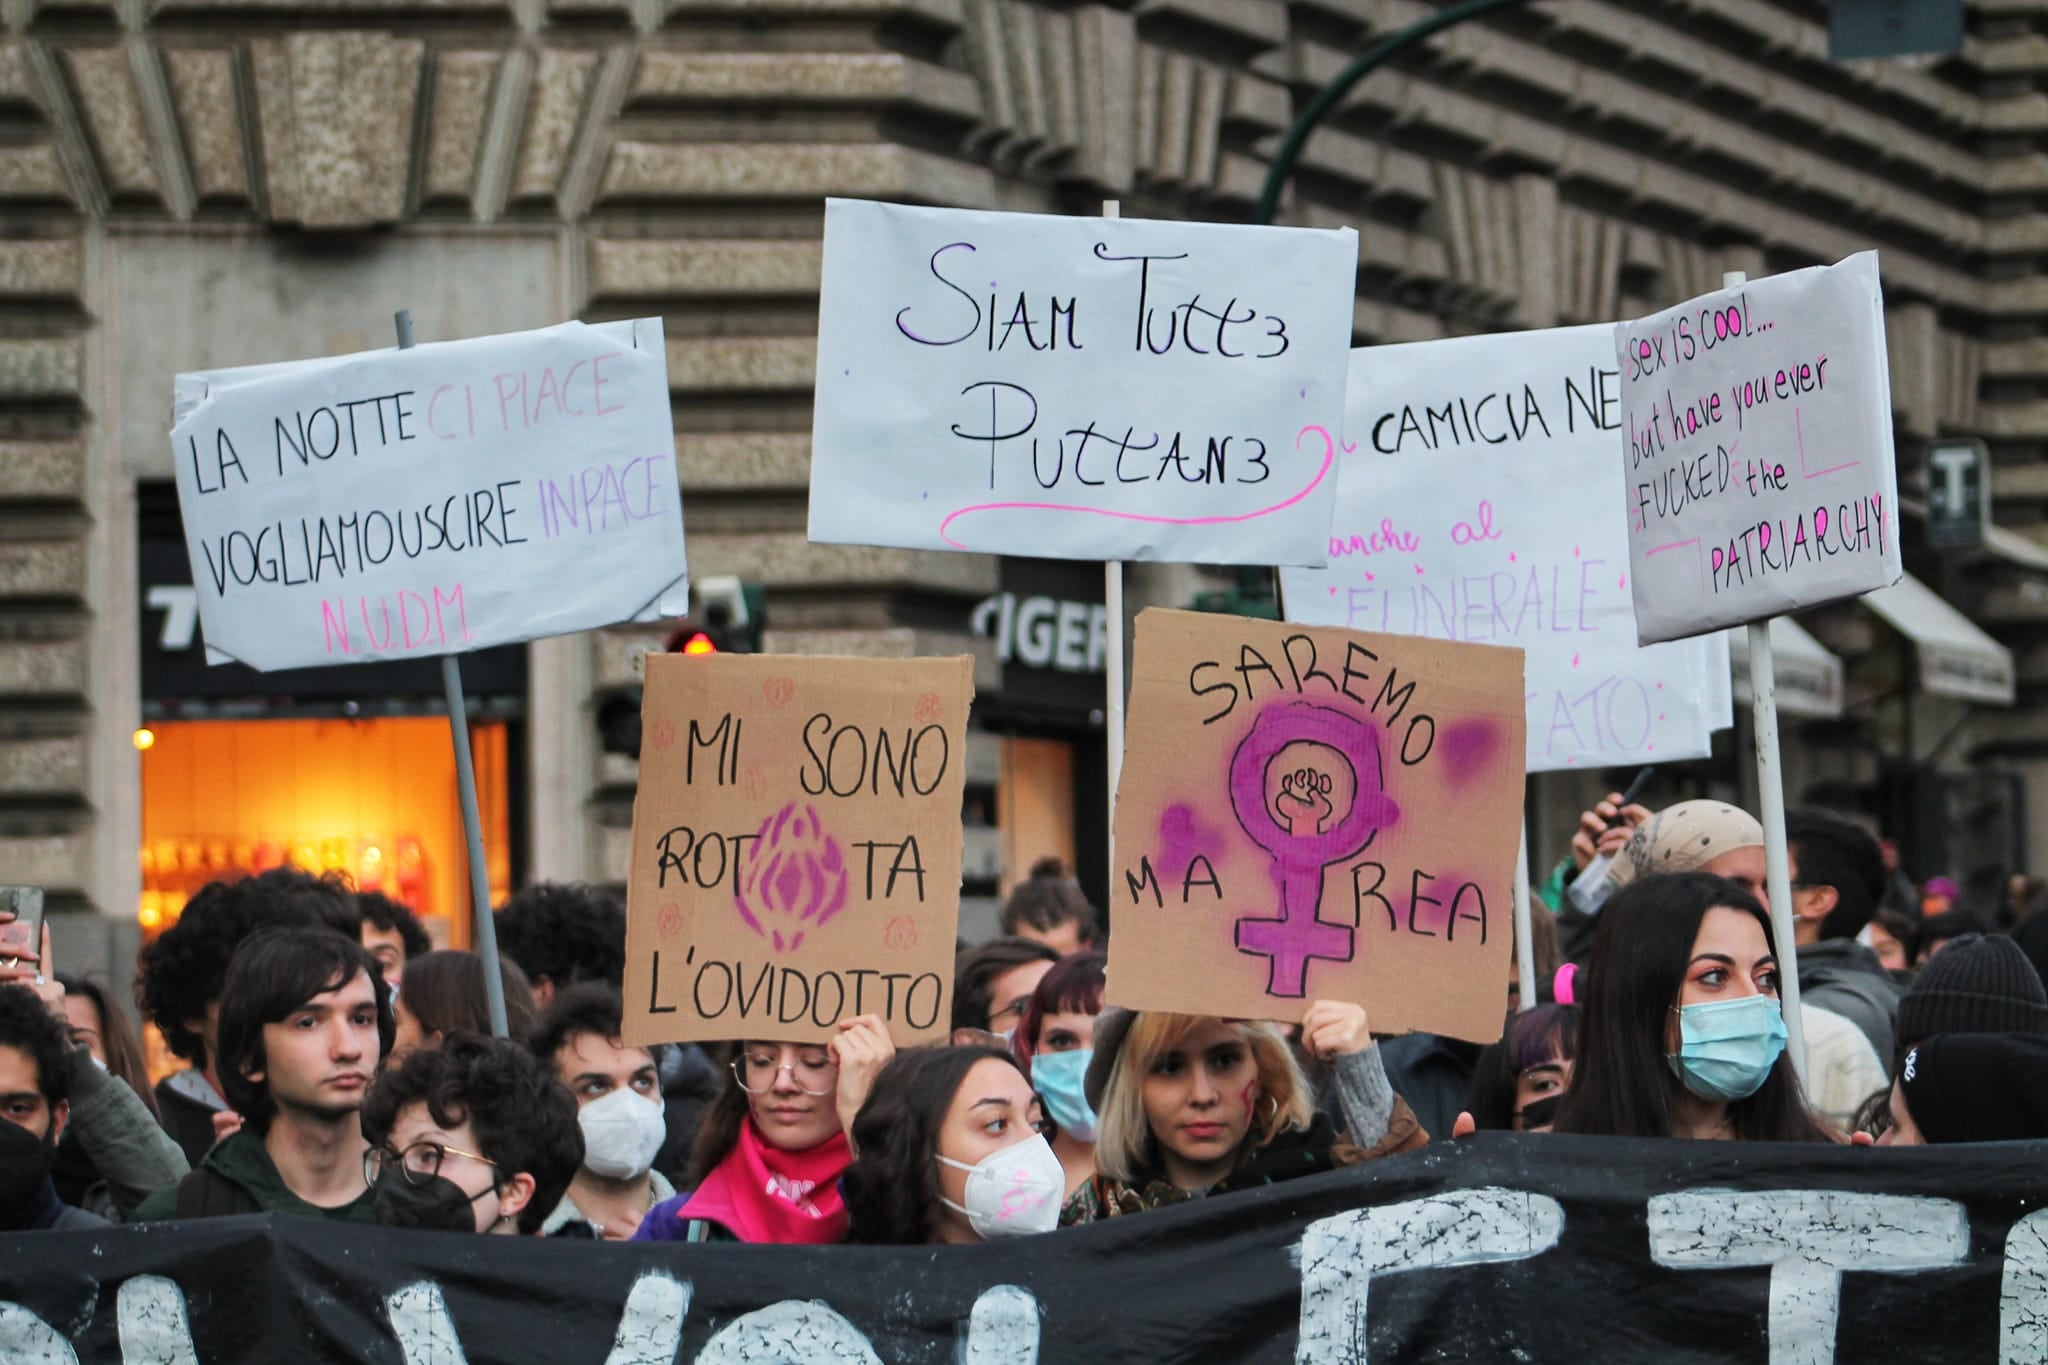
<box><xmin>1255</xmin><ymin>0</ymin><xmax>1543</xmax><ymax>226</ymax></box>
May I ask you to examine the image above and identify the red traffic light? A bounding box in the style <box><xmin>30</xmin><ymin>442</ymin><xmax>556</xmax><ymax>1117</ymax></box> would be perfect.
<box><xmin>680</xmin><ymin>632</ymin><xmax>718</xmax><ymax>655</ymax></box>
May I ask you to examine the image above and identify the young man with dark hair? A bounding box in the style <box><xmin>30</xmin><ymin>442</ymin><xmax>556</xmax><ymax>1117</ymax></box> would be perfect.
<box><xmin>135</xmin><ymin>867</ymin><xmax>358</xmax><ymax>1165</ymax></box>
<box><xmin>357</xmin><ymin>891</ymin><xmax>432</xmax><ymax>982</ymax></box>
<box><xmin>0</xmin><ymin>984</ymin><xmax>106</xmax><ymax>1230</ymax></box>
<box><xmin>133</xmin><ymin>928</ymin><xmax>391</xmax><ymax>1222</ymax></box>
<box><xmin>950</xmin><ymin>936</ymin><xmax>1060</xmax><ymax>1044</ymax></box>
<box><xmin>527</xmin><ymin>985</ymin><xmax>673</xmax><ymax>1238</ymax></box>
<box><xmin>1786</xmin><ymin>807</ymin><xmax>1904</xmax><ymax>1064</ymax></box>
<box><xmin>361</xmin><ymin>1031</ymin><xmax>582</xmax><ymax>1235</ymax></box>
<box><xmin>493</xmin><ymin>882</ymin><xmax>625</xmax><ymax>1008</ymax></box>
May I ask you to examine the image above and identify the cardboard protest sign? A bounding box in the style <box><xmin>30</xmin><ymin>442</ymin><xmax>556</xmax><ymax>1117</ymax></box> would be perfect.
<box><xmin>169</xmin><ymin>319</ymin><xmax>686</xmax><ymax>672</ymax></box>
<box><xmin>1109</xmin><ymin>609</ymin><xmax>1524</xmax><ymax>1042</ymax></box>
<box><xmin>1281</xmin><ymin>327</ymin><xmax>1730</xmax><ymax>771</ymax></box>
<box><xmin>622</xmin><ymin>653</ymin><xmax>973</xmax><ymax>1048</ymax></box>
<box><xmin>808</xmin><ymin>199</ymin><xmax>1357</xmax><ymax>566</ymax></box>
<box><xmin>1618</xmin><ymin>253</ymin><xmax>1901</xmax><ymax>644</ymax></box>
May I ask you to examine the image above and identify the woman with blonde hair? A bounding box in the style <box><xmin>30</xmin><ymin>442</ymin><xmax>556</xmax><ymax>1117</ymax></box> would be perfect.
<box><xmin>1062</xmin><ymin>1001</ymin><xmax>1424</xmax><ymax>1222</ymax></box>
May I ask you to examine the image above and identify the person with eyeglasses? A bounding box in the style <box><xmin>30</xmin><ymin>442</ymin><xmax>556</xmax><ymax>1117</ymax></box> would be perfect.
<box><xmin>631</xmin><ymin>1014</ymin><xmax>894</xmax><ymax>1244</ymax></box>
<box><xmin>358</xmin><ymin>1031</ymin><xmax>582</xmax><ymax>1234</ymax></box>
<box><xmin>134</xmin><ymin>928</ymin><xmax>392</xmax><ymax>1223</ymax></box>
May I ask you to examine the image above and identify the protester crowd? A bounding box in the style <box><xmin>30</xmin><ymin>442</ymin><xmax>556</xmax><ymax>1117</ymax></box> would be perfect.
<box><xmin>3</xmin><ymin>823</ymin><xmax>2046</xmax><ymax>1247</ymax></box>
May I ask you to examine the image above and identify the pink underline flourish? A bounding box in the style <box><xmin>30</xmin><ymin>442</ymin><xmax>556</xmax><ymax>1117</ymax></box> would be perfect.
<box><xmin>936</xmin><ymin>424</ymin><xmax>1339</xmax><ymax>550</ymax></box>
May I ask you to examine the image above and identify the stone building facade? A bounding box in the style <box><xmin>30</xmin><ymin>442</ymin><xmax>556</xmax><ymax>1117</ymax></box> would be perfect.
<box><xmin>2</xmin><ymin>0</ymin><xmax>2044</xmax><ymax>967</ymax></box>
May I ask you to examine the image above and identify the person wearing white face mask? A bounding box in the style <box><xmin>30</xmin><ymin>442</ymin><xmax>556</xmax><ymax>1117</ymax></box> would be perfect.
<box><xmin>1008</xmin><ymin>951</ymin><xmax>1105</xmax><ymax>1198</ymax></box>
<box><xmin>843</xmin><ymin>1046</ymin><xmax>1064</xmax><ymax>1245</ymax></box>
<box><xmin>528</xmin><ymin>986</ymin><xmax>673</xmax><ymax>1239</ymax></box>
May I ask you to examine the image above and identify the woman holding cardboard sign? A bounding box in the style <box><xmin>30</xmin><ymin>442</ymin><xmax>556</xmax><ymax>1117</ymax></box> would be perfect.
<box><xmin>1059</xmin><ymin>1001</ymin><xmax>1424</xmax><ymax>1223</ymax></box>
<box><xmin>630</xmin><ymin>1014</ymin><xmax>893</xmax><ymax>1243</ymax></box>
<box><xmin>1552</xmin><ymin>873</ymin><xmax>1832</xmax><ymax>1143</ymax></box>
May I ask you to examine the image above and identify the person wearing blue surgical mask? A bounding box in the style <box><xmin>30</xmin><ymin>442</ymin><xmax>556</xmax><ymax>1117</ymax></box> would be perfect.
<box><xmin>1554</xmin><ymin>872</ymin><xmax>1833</xmax><ymax>1142</ymax></box>
<box><xmin>1010</xmin><ymin>951</ymin><xmax>1105</xmax><ymax>1199</ymax></box>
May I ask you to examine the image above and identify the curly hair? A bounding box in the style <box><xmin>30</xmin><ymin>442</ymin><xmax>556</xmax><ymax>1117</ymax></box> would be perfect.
<box><xmin>136</xmin><ymin>867</ymin><xmax>357</xmax><ymax>1066</ymax></box>
<box><xmin>215</xmin><ymin>928</ymin><xmax>393</xmax><ymax>1135</ymax></box>
<box><xmin>357</xmin><ymin>892</ymin><xmax>432</xmax><ymax>961</ymax></box>
<box><xmin>525</xmin><ymin>982</ymin><xmax>637</xmax><ymax>1069</ymax></box>
<box><xmin>493</xmin><ymin>883</ymin><xmax>625</xmax><ymax>991</ymax></box>
<box><xmin>0</xmin><ymin>983</ymin><xmax>73</xmax><ymax>1111</ymax></box>
<box><xmin>360</xmin><ymin>1031</ymin><xmax>584</xmax><ymax>1235</ymax></box>
<box><xmin>998</xmin><ymin>858</ymin><xmax>1100</xmax><ymax>946</ymax></box>
<box><xmin>842</xmin><ymin>1044</ymin><xmax>1020</xmax><ymax>1246</ymax></box>
<box><xmin>399</xmin><ymin>951</ymin><xmax>537</xmax><ymax>1045</ymax></box>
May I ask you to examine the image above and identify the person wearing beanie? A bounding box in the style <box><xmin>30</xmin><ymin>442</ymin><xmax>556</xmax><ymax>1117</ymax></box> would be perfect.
<box><xmin>1596</xmin><ymin>801</ymin><xmax>1889</xmax><ymax>1123</ymax></box>
<box><xmin>1878</xmin><ymin>1034</ymin><xmax>2048</xmax><ymax>1144</ymax></box>
<box><xmin>1893</xmin><ymin>933</ymin><xmax>2048</xmax><ymax>1072</ymax></box>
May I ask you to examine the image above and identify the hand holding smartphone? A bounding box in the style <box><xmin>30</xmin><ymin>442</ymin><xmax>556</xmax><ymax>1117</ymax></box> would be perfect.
<box><xmin>0</xmin><ymin>886</ymin><xmax>46</xmax><ymax>974</ymax></box>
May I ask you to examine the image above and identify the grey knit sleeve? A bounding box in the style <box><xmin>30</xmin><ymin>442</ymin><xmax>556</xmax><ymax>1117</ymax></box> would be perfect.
<box><xmin>1329</xmin><ymin>1043</ymin><xmax>1395</xmax><ymax>1148</ymax></box>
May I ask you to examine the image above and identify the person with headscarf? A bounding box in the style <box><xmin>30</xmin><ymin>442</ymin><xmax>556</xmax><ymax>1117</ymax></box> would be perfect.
<box><xmin>1599</xmin><ymin>800</ymin><xmax>1889</xmax><ymax>1126</ymax></box>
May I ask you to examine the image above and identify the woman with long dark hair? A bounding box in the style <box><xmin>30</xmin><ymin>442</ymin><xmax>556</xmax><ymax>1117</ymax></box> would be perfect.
<box><xmin>1552</xmin><ymin>873</ymin><xmax>1832</xmax><ymax>1142</ymax></box>
<box><xmin>842</xmin><ymin>1044</ymin><xmax>1063</xmax><ymax>1246</ymax></box>
<box><xmin>630</xmin><ymin>1016</ymin><xmax>893</xmax><ymax>1243</ymax></box>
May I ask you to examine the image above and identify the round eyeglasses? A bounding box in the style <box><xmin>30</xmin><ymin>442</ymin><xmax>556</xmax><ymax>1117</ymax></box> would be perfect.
<box><xmin>364</xmin><ymin>1139</ymin><xmax>501</xmax><ymax>1190</ymax></box>
<box><xmin>731</xmin><ymin>1048</ymin><xmax>837</xmax><ymax>1096</ymax></box>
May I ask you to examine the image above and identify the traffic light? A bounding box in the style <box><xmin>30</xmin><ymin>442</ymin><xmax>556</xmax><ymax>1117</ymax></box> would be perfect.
<box><xmin>597</xmin><ymin>586</ymin><xmax>769</xmax><ymax>758</ymax></box>
<box><xmin>694</xmin><ymin>576</ymin><xmax>766</xmax><ymax>652</ymax></box>
<box><xmin>596</xmin><ymin>689</ymin><xmax>643</xmax><ymax>758</ymax></box>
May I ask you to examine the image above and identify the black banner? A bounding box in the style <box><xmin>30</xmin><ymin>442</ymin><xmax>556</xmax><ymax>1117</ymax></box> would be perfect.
<box><xmin>5</xmin><ymin>1134</ymin><xmax>2044</xmax><ymax>1362</ymax></box>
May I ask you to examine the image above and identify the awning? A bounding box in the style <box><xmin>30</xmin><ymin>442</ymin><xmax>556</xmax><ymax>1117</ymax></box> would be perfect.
<box><xmin>1727</xmin><ymin>617</ymin><xmax>1844</xmax><ymax>719</ymax></box>
<box><xmin>1983</xmin><ymin>522</ymin><xmax>2048</xmax><ymax>574</ymax></box>
<box><xmin>1861</xmin><ymin>573</ymin><xmax>2015</xmax><ymax>705</ymax></box>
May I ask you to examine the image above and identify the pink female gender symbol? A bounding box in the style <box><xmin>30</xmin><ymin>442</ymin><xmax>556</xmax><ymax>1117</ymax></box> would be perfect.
<box><xmin>1227</xmin><ymin>703</ymin><xmax>1399</xmax><ymax>997</ymax></box>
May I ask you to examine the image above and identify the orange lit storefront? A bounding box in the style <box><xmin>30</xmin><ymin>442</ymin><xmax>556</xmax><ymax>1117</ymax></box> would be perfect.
<box><xmin>137</xmin><ymin>487</ymin><xmax>524</xmax><ymax>951</ymax></box>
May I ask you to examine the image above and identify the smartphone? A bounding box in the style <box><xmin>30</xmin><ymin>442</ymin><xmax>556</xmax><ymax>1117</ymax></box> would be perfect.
<box><xmin>0</xmin><ymin>886</ymin><xmax>45</xmax><ymax>971</ymax></box>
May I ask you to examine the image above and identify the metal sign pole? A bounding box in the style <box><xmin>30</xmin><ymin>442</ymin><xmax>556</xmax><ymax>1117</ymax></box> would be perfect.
<box><xmin>1103</xmin><ymin>200</ymin><xmax>1124</xmax><ymax>882</ymax></box>
<box><xmin>395</xmin><ymin>309</ymin><xmax>510</xmax><ymax>1040</ymax></box>
<box><xmin>1722</xmin><ymin>269</ymin><xmax>1806</xmax><ymax>1084</ymax></box>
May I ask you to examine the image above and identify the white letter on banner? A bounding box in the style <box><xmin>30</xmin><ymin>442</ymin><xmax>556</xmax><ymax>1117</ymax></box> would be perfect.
<box><xmin>0</xmin><ymin>1302</ymin><xmax>77</xmax><ymax>1365</ymax></box>
<box><xmin>2002</xmin><ymin>1208</ymin><xmax>2048</xmax><ymax>1363</ymax></box>
<box><xmin>1647</xmin><ymin>1191</ymin><xmax>1969</xmax><ymax>1365</ymax></box>
<box><xmin>1294</xmin><ymin>1188</ymin><xmax>1564</xmax><ymax>1364</ymax></box>
<box><xmin>117</xmin><ymin>1276</ymin><xmax>199</xmax><ymax>1364</ymax></box>
<box><xmin>693</xmin><ymin>1300</ymin><xmax>883</xmax><ymax>1364</ymax></box>
<box><xmin>607</xmin><ymin>1273</ymin><xmax>691</xmax><ymax>1365</ymax></box>
<box><xmin>962</xmin><ymin>1285</ymin><xmax>1040</xmax><ymax>1364</ymax></box>
<box><xmin>387</xmin><ymin>1274</ymin><xmax>692</xmax><ymax>1365</ymax></box>
<box><xmin>387</xmin><ymin>1282</ymin><xmax>468</xmax><ymax>1365</ymax></box>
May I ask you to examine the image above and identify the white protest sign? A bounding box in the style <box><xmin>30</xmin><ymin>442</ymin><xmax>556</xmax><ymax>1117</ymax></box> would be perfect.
<box><xmin>1280</xmin><ymin>328</ymin><xmax>1729</xmax><ymax>771</ymax></box>
<box><xmin>808</xmin><ymin>199</ymin><xmax>1357</xmax><ymax>566</ymax></box>
<box><xmin>169</xmin><ymin>319</ymin><xmax>687</xmax><ymax>673</ymax></box>
<box><xmin>1619</xmin><ymin>253</ymin><xmax>1901</xmax><ymax>644</ymax></box>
